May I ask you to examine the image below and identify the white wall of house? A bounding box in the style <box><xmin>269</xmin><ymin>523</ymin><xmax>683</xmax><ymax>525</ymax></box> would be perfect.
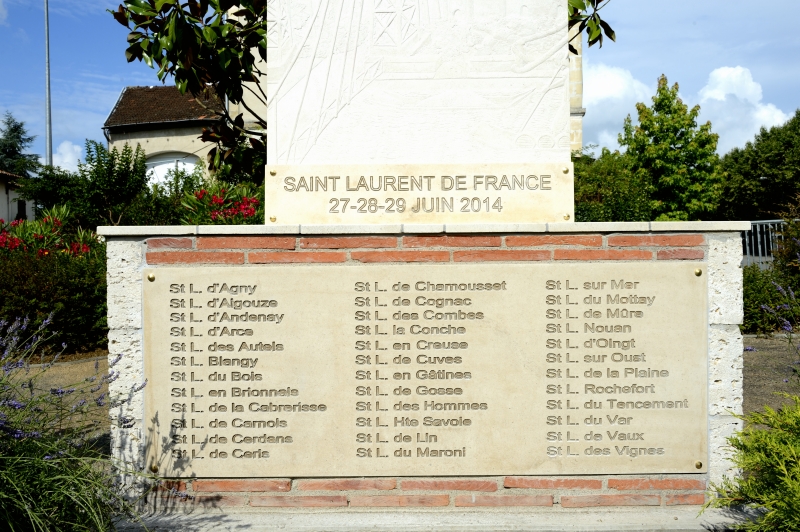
<box><xmin>0</xmin><ymin>179</ymin><xmax>34</xmax><ymax>223</ymax></box>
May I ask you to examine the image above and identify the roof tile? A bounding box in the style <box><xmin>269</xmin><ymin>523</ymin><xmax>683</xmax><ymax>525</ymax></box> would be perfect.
<box><xmin>104</xmin><ymin>86</ymin><xmax>223</xmax><ymax>128</ymax></box>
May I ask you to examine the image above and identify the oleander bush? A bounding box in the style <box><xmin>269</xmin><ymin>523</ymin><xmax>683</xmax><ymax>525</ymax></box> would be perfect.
<box><xmin>181</xmin><ymin>181</ymin><xmax>264</xmax><ymax>225</ymax></box>
<box><xmin>0</xmin><ymin>207</ymin><xmax>107</xmax><ymax>352</ymax></box>
<box><xmin>0</xmin><ymin>317</ymin><xmax>147</xmax><ymax>531</ymax></box>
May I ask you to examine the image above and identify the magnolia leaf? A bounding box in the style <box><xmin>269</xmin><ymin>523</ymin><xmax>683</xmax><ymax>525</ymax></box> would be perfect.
<box><xmin>598</xmin><ymin>19</ymin><xmax>616</xmax><ymax>42</ymax></box>
<box><xmin>155</xmin><ymin>0</ymin><xmax>177</xmax><ymax>11</ymax></box>
<box><xmin>202</xmin><ymin>26</ymin><xmax>217</xmax><ymax>43</ymax></box>
<box><xmin>112</xmin><ymin>6</ymin><xmax>130</xmax><ymax>27</ymax></box>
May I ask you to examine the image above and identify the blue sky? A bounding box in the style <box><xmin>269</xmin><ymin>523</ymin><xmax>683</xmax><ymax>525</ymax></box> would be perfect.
<box><xmin>582</xmin><ymin>0</ymin><xmax>800</xmax><ymax>155</ymax></box>
<box><xmin>0</xmin><ymin>0</ymin><xmax>798</xmax><ymax>170</ymax></box>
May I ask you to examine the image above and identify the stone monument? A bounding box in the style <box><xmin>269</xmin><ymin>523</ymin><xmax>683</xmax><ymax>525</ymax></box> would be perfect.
<box><xmin>102</xmin><ymin>1</ymin><xmax>746</xmax><ymax>528</ymax></box>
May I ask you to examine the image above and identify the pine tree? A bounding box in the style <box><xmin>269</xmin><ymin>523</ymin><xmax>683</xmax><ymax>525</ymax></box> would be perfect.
<box><xmin>0</xmin><ymin>112</ymin><xmax>39</xmax><ymax>179</ymax></box>
<box><xmin>619</xmin><ymin>75</ymin><xmax>720</xmax><ymax>221</ymax></box>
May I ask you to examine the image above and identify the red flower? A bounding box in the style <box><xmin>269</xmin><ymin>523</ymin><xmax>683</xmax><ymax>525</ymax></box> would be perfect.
<box><xmin>195</xmin><ymin>189</ymin><xmax>207</xmax><ymax>200</ymax></box>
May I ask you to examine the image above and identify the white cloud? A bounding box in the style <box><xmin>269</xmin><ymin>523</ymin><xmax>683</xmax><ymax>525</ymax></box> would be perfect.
<box><xmin>52</xmin><ymin>140</ymin><xmax>82</xmax><ymax>171</ymax></box>
<box><xmin>582</xmin><ymin>62</ymin><xmax>653</xmax><ymax>151</ymax></box>
<box><xmin>699</xmin><ymin>66</ymin><xmax>762</xmax><ymax>105</ymax></box>
<box><xmin>698</xmin><ymin>66</ymin><xmax>789</xmax><ymax>153</ymax></box>
<box><xmin>0</xmin><ymin>0</ymin><xmax>8</xmax><ymax>25</ymax></box>
<box><xmin>582</xmin><ymin>63</ymin><xmax>790</xmax><ymax>155</ymax></box>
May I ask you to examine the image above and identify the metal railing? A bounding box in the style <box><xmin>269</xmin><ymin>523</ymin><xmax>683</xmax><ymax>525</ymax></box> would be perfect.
<box><xmin>742</xmin><ymin>220</ymin><xmax>786</xmax><ymax>267</ymax></box>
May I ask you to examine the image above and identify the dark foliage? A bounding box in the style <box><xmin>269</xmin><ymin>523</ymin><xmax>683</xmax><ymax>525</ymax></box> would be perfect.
<box><xmin>717</xmin><ymin>110</ymin><xmax>800</xmax><ymax>221</ymax></box>
<box><xmin>0</xmin><ymin>251</ymin><xmax>107</xmax><ymax>352</ymax></box>
<box><xmin>574</xmin><ymin>147</ymin><xmax>651</xmax><ymax>222</ymax></box>
<box><xmin>0</xmin><ymin>112</ymin><xmax>39</xmax><ymax>179</ymax></box>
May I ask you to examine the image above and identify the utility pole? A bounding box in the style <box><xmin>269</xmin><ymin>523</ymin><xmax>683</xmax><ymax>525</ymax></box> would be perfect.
<box><xmin>44</xmin><ymin>0</ymin><xmax>53</xmax><ymax>165</ymax></box>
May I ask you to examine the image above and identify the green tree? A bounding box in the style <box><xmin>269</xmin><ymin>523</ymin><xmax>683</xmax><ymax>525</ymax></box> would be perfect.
<box><xmin>716</xmin><ymin>110</ymin><xmax>800</xmax><ymax>221</ymax></box>
<box><xmin>619</xmin><ymin>75</ymin><xmax>721</xmax><ymax>221</ymax></box>
<box><xmin>19</xmin><ymin>141</ymin><xmax>149</xmax><ymax>228</ymax></box>
<box><xmin>0</xmin><ymin>112</ymin><xmax>39</xmax><ymax>179</ymax></box>
<box><xmin>574</xmin><ymin>146</ymin><xmax>651</xmax><ymax>222</ymax></box>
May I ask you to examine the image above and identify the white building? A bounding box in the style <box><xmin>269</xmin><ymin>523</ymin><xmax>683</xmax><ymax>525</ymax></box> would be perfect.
<box><xmin>0</xmin><ymin>169</ymin><xmax>34</xmax><ymax>223</ymax></box>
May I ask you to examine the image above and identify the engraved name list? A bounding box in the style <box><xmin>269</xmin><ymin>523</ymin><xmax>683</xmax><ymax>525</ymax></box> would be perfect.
<box><xmin>143</xmin><ymin>263</ymin><xmax>707</xmax><ymax>477</ymax></box>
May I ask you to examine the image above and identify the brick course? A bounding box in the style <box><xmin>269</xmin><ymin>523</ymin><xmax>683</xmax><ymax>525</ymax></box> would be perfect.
<box><xmin>506</xmin><ymin>235</ymin><xmax>602</xmax><ymax>247</ymax></box>
<box><xmin>248</xmin><ymin>251</ymin><xmax>347</xmax><ymax>263</ymax></box>
<box><xmin>351</xmin><ymin>250</ymin><xmax>450</xmax><ymax>263</ymax></box>
<box><xmin>455</xmin><ymin>495</ymin><xmax>553</xmax><ymax>507</ymax></box>
<box><xmin>192</xmin><ymin>479</ymin><xmax>291</xmax><ymax>492</ymax></box>
<box><xmin>608</xmin><ymin>234</ymin><xmax>705</xmax><ymax>247</ymax></box>
<box><xmin>404</xmin><ymin>235</ymin><xmax>502</xmax><ymax>248</ymax></box>
<box><xmin>560</xmin><ymin>494</ymin><xmax>661</xmax><ymax>508</ymax></box>
<box><xmin>666</xmin><ymin>493</ymin><xmax>706</xmax><ymax>506</ymax></box>
<box><xmin>349</xmin><ymin>495</ymin><xmax>450</xmax><ymax>507</ymax></box>
<box><xmin>504</xmin><ymin>477</ymin><xmax>603</xmax><ymax>490</ymax></box>
<box><xmin>147</xmin><ymin>251</ymin><xmax>244</xmax><ymax>264</ymax></box>
<box><xmin>297</xmin><ymin>478</ymin><xmax>396</xmax><ymax>491</ymax></box>
<box><xmin>147</xmin><ymin>237</ymin><xmax>193</xmax><ymax>249</ymax></box>
<box><xmin>196</xmin><ymin>236</ymin><xmax>295</xmax><ymax>250</ymax></box>
<box><xmin>401</xmin><ymin>479</ymin><xmax>497</xmax><ymax>492</ymax></box>
<box><xmin>607</xmin><ymin>478</ymin><xmax>706</xmax><ymax>491</ymax></box>
<box><xmin>142</xmin><ymin>233</ymin><xmax>710</xmax><ymax>266</ymax></box>
<box><xmin>300</xmin><ymin>236</ymin><xmax>397</xmax><ymax>249</ymax></box>
<box><xmin>250</xmin><ymin>495</ymin><xmax>348</xmax><ymax>507</ymax></box>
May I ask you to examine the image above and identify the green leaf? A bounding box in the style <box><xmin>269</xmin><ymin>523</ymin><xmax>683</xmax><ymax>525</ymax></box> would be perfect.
<box><xmin>202</xmin><ymin>26</ymin><xmax>218</xmax><ymax>43</ymax></box>
<box><xmin>141</xmin><ymin>51</ymin><xmax>154</xmax><ymax>68</ymax></box>
<box><xmin>125</xmin><ymin>2</ymin><xmax>156</xmax><ymax>16</ymax></box>
<box><xmin>155</xmin><ymin>0</ymin><xmax>177</xmax><ymax>11</ymax></box>
<box><xmin>598</xmin><ymin>19</ymin><xmax>617</xmax><ymax>42</ymax></box>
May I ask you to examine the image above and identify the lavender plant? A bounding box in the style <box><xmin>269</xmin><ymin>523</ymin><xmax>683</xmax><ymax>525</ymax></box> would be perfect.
<box><xmin>0</xmin><ymin>316</ymin><xmax>148</xmax><ymax>531</ymax></box>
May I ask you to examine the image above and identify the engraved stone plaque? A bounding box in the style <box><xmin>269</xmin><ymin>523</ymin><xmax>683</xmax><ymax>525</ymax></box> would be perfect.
<box><xmin>266</xmin><ymin>0</ymin><xmax>572</xmax><ymax>166</ymax></box>
<box><xmin>144</xmin><ymin>263</ymin><xmax>708</xmax><ymax>477</ymax></box>
<box><xmin>264</xmin><ymin>163</ymin><xmax>574</xmax><ymax>225</ymax></box>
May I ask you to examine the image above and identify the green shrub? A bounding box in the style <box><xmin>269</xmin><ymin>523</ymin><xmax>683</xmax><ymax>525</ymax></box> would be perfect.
<box><xmin>742</xmin><ymin>265</ymin><xmax>792</xmax><ymax>334</ymax></box>
<box><xmin>0</xmin><ymin>251</ymin><xmax>108</xmax><ymax>352</ymax></box>
<box><xmin>574</xmin><ymin>147</ymin><xmax>652</xmax><ymax>222</ymax></box>
<box><xmin>706</xmin><ymin>395</ymin><xmax>800</xmax><ymax>531</ymax></box>
<box><xmin>123</xmin><ymin>165</ymin><xmax>206</xmax><ymax>226</ymax></box>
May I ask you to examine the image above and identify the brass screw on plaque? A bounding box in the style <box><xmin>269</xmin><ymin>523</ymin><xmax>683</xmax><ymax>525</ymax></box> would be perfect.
<box><xmin>562</xmin><ymin>167</ymin><xmax>569</xmax><ymax>174</ymax></box>
<box><xmin>270</xmin><ymin>170</ymin><xmax>277</xmax><ymax>176</ymax></box>
<box><xmin>270</xmin><ymin>216</ymin><xmax>277</xmax><ymax>223</ymax></box>
<box><xmin>695</xmin><ymin>269</ymin><xmax>703</xmax><ymax>277</ymax></box>
<box><xmin>564</xmin><ymin>214</ymin><xmax>571</xmax><ymax>221</ymax></box>
<box><xmin>150</xmin><ymin>464</ymin><xmax>159</xmax><ymax>473</ymax></box>
<box><xmin>695</xmin><ymin>461</ymin><xmax>703</xmax><ymax>469</ymax></box>
<box><xmin>147</xmin><ymin>273</ymin><xmax>156</xmax><ymax>282</ymax></box>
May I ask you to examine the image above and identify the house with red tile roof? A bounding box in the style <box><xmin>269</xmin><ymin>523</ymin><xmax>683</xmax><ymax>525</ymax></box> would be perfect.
<box><xmin>103</xmin><ymin>86</ymin><xmax>223</xmax><ymax>181</ymax></box>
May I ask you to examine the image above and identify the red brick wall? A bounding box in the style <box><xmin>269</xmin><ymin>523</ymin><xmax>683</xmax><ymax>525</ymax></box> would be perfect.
<box><xmin>158</xmin><ymin>475</ymin><xmax>706</xmax><ymax>509</ymax></box>
<box><xmin>146</xmin><ymin>232</ymin><xmax>708</xmax><ymax>510</ymax></box>
<box><xmin>145</xmin><ymin>233</ymin><xmax>706</xmax><ymax>265</ymax></box>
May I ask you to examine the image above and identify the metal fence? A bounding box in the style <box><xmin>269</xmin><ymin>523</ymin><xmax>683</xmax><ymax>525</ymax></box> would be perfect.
<box><xmin>742</xmin><ymin>220</ymin><xmax>785</xmax><ymax>267</ymax></box>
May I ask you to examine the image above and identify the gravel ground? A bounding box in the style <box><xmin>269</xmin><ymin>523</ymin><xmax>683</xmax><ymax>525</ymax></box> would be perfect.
<box><xmin>742</xmin><ymin>335</ymin><xmax>800</xmax><ymax>416</ymax></box>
